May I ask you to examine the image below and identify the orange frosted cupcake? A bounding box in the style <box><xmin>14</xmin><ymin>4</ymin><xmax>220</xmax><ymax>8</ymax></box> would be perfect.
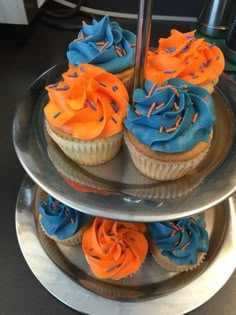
<box><xmin>82</xmin><ymin>218</ymin><xmax>148</xmax><ymax>280</ymax></box>
<box><xmin>146</xmin><ymin>29</ymin><xmax>225</xmax><ymax>94</ymax></box>
<box><xmin>44</xmin><ymin>64</ymin><xmax>129</xmax><ymax>165</ymax></box>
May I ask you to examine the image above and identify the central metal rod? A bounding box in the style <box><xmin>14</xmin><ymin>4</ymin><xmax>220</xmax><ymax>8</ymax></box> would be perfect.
<box><xmin>134</xmin><ymin>0</ymin><xmax>153</xmax><ymax>91</ymax></box>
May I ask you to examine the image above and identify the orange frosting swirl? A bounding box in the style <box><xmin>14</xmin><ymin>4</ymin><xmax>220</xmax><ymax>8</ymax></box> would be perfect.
<box><xmin>82</xmin><ymin>218</ymin><xmax>148</xmax><ymax>280</ymax></box>
<box><xmin>146</xmin><ymin>29</ymin><xmax>225</xmax><ymax>85</ymax></box>
<box><xmin>44</xmin><ymin>64</ymin><xmax>129</xmax><ymax>140</ymax></box>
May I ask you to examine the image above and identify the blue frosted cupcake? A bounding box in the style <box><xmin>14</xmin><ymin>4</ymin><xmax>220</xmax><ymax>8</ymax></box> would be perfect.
<box><xmin>67</xmin><ymin>15</ymin><xmax>136</xmax><ymax>88</ymax></box>
<box><xmin>148</xmin><ymin>215</ymin><xmax>209</xmax><ymax>272</ymax></box>
<box><xmin>38</xmin><ymin>195</ymin><xmax>91</xmax><ymax>246</ymax></box>
<box><xmin>124</xmin><ymin>78</ymin><xmax>215</xmax><ymax>180</ymax></box>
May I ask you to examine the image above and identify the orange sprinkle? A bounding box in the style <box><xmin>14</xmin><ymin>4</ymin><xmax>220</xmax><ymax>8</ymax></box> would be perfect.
<box><xmin>135</xmin><ymin>109</ymin><xmax>142</xmax><ymax>116</ymax></box>
<box><xmin>123</xmin><ymin>49</ymin><xmax>127</xmax><ymax>55</ymax></box>
<box><xmin>181</xmin><ymin>241</ymin><xmax>190</xmax><ymax>250</ymax></box>
<box><xmin>159</xmin><ymin>126</ymin><xmax>164</xmax><ymax>133</ymax></box>
<box><xmin>175</xmin><ymin>116</ymin><xmax>182</xmax><ymax>127</ymax></box>
<box><xmin>156</xmin><ymin>102</ymin><xmax>165</xmax><ymax>110</ymax></box>
<box><xmin>115</xmin><ymin>47</ymin><xmax>123</xmax><ymax>57</ymax></box>
<box><xmin>171</xmin><ymin>87</ymin><xmax>180</xmax><ymax>98</ymax></box>
<box><xmin>82</xmin><ymin>20</ymin><xmax>87</xmax><ymax>25</ymax></box>
<box><xmin>192</xmin><ymin>112</ymin><xmax>198</xmax><ymax>123</ymax></box>
<box><xmin>171</xmin><ymin>230</ymin><xmax>176</xmax><ymax>237</ymax></box>
<box><xmin>146</xmin><ymin>102</ymin><xmax>156</xmax><ymax>117</ymax></box>
<box><xmin>96</xmin><ymin>41</ymin><xmax>105</xmax><ymax>46</ymax></box>
<box><xmin>148</xmin><ymin>83</ymin><xmax>157</xmax><ymax>96</ymax></box>
<box><xmin>173</xmin><ymin>102</ymin><xmax>179</xmax><ymax>110</ymax></box>
<box><xmin>130</xmin><ymin>43</ymin><xmax>136</xmax><ymax>47</ymax></box>
<box><xmin>100</xmin><ymin>41</ymin><xmax>109</xmax><ymax>52</ymax></box>
<box><xmin>166</xmin><ymin>127</ymin><xmax>177</xmax><ymax>133</ymax></box>
<box><xmin>174</xmin><ymin>241</ymin><xmax>180</xmax><ymax>246</ymax></box>
<box><xmin>203</xmin><ymin>96</ymin><xmax>208</xmax><ymax>103</ymax></box>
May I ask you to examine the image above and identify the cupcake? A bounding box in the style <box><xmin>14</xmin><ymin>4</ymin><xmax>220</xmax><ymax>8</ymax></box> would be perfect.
<box><xmin>44</xmin><ymin>63</ymin><xmax>129</xmax><ymax>166</ymax></box>
<box><xmin>82</xmin><ymin>217</ymin><xmax>148</xmax><ymax>280</ymax></box>
<box><xmin>124</xmin><ymin>78</ymin><xmax>215</xmax><ymax>181</ymax></box>
<box><xmin>67</xmin><ymin>16</ymin><xmax>136</xmax><ymax>90</ymax></box>
<box><xmin>38</xmin><ymin>194</ymin><xmax>91</xmax><ymax>245</ymax></box>
<box><xmin>148</xmin><ymin>214</ymin><xmax>209</xmax><ymax>272</ymax></box>
<box><xmin>146</xmin><ymin>29</ymin><xmax>225</xmax><ymax>94</ymax></box>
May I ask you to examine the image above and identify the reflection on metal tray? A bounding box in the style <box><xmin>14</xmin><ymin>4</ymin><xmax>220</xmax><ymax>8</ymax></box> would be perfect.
<box><xmin>16</xmin><ymin>176</ymin><xmax>236</xmax><ymax>314</ymax></box>
<box><xmin>12</xmin><ymin>64</ymin><xmax>236</xmax><ymax>221</ymax></box>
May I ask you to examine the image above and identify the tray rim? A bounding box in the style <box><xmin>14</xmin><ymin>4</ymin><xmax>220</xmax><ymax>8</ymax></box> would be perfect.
<box><xmin>12</xmin><ymin>63</ymin><xmax>236</xmax><ymax>221</ymax></box>
<box><xmin>15</xmin><ymin>175</ymin><xmax>236</xmax><ymax>315</ymax></box>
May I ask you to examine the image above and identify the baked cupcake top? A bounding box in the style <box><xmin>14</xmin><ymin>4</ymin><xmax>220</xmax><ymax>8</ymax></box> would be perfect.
<box><xmin>38</xmin><ymin>195</ymin><xmax>88</xmax><ymax>240</ymax></box>
<box><xmin>82</xmin><ymin>218</ymin><xmax>148</xmax><ymax>280</ymax></box>
<box><xmin>148</xmin><ymin>215</ymin><xmax>209</xmax><ymax>265</ymax></box>
<box><xmin>44</xmin><ymin>64</ymin><xmax>129</xmax><ymax>140</ymax></box>
<box><xmin>124</xmin><ymin>78</ymin><xmax>215</xmax><ymax>153</ymax></box>
<box><xmin>146</xmin><ymin>29</ymin><xmax>225</xmax><ymax>86</ymax></box>
<box><xmin>67</xmin><ymin>16</ymin><xmax>136</xmax><ymax>74</ymax></box>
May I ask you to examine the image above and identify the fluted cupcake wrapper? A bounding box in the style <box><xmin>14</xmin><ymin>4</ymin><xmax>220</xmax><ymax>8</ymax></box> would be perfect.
<box><xmin>124</xmin><ymin>135</ymin><xmax>210</xmax><ymax>181</ymax></box>
<box><xmin>46</xmin><ymin>122</ymin><xmax>123</xmax><ymax>166</ymax></box>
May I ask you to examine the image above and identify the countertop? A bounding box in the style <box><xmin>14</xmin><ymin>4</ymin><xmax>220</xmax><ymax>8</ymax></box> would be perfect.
<box><xmin>1</xmin><ymin>15</ymin><xmax>236</xmax><ymax>315</ymax></box>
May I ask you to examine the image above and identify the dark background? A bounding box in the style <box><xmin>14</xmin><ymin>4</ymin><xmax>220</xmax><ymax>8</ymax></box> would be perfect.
<box><xmin>0</xmin><ymin>0</ymin><xmax>236</xmax><ymax>314</ymax></box>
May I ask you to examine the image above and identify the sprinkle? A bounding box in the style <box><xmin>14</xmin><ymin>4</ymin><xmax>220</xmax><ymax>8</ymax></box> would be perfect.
<box><xmin>156</xmin><ymin>102</ymin><xmax>165</xmax><ymax>110</ymax></box>
<box><xmin>166</xmin><ymin>127</ymin><xmax>177</xmax><ymax>133</ymax></box>
<box><xmin>175</xmin><ymin>116</ymin><xmax>182</xmax><ymax>127</ymax></box>
<box><xmin>147</xmin><ymin>83</ymin><xmax>157</xmax><ymax>96</ymax></box>
<box><xmin>177</xmin><ymin>225</ymin><xmax>184</xmax><ymax>233</ymax></box>
<box><xmin>181</xmin><ymin>44</ymin><xmax>190</xmax><ymax>53</ymax></box>
<box><xmin>157</xmin><ymin>84</ymin><xmax>180</xmax><ymax>97</ymax></box>
<box><xmin>199</xmin><ymin>65</ymin><xmax>204</xmax><ymax>73</ymax></box>
<box><xmin>165</xmin><ymin>47</ymin><xmax>176</xmax><ymax>53</ymax></box>
<box><xmin>104</xmin><ymin>248</ymin><xmax>109</xmax><ymax>254</ymax></box>
<box><xmin>100</xmin><ymin>41</ymin><xmax>109</xmax><ymax>52</ymax></box>
<box><xmin>99</xmin><ymin>82</ymin><xmax>107</xmax><ymax>87</ymax></box>
<box><xmin>96</xmin><ymin>41</ymin><xmax>105</xmax><ymax>46</ymax></box>
<box><xmin>51</xmin><ymin>205</ymin><xmax>57</xmax><ymax>210</ymax></box>
<box><xmin>130</xmin><ymin>43</ymin><xmax>136</xmax><ymax>47</ymax></box>
<box><xmin>171</xmin><ymin>223</ymin><xmax>181</xmax><ymax>231</ymax></box>
<box><xmin>47</xmin><ymin>83</ymin><xmax>57</xmax><ymax>89</ymax></box>
<box><xmin>123</xmin><ymin>48</ymin><xmax>127</xmax><ymax>55</ymax></box>
<box><xmin>135</xmin><ymin>109</ymin><xmax>142</xmax><ymax>116</ymax></box>
<box><xmin>146</xmin><ymin>102</ymin><xmax>156</xmax><ymax>117</ymax></box>
<box><xmin>70</xmin><ymin>218</ymin><xmax>74</xmax><ymax>224</ymax></box>
<box><xmin>163</xmin><ymin>70</ymin><xmax>176</xmax><ymax>74</ymax></box>
<box><xmin>98</xmin><ymin>116</ymin><xmax>104</xmax><ymax>122</ymax></box>
<box><xmin>115</xmin><ymin>47</ymin><xmax>123</xmax><ymax>57</ymax></box>
<box><xmin>86</xmin><ymin>99</ymin><xmax>97</xmax><ymax>111</ymax></box>
<box><xmin>56</xmin><ymin>85</ymin><xmax>69</xmax><ymax>91</ymax></box>
<box><xmin>174</xmin><ymin>240</ymin><xmax>180</xmax><ymax>246</ymax></box>
<box><xmin>129</xmin><ymin>237</ymin><xmax>135</xmax><ymax>241</ymax></box>
<box><xmin>112</xmin><ymin>85</ymin><xmax>118</xmax><ymax>92</ymax></box>
<box><xmin>192</xmin><ymin>112</ymin><xmax>198</xmax><ymax>123</ymax></box>
<box><xmin>106</xmin><ymin>264</ymin><xmax>122</xmax><ymax>273</ymax></box>
<box><xmin>85</xmin><ymin>35</ymin><xmax>92</xmax><ymax>39</ymax></box>
<box><xmin>68</xmin><ymin>72</ymin><xmax>78</xmax><ymax>78</ymax></box>
<box><xmin>190</xmin><ymin>215</ymin><xmax>197</xmax><ymax>221</ymax></box>
<box><xmin>216</xmin><ymin>55</ymin><xmax>220</xmax><ymax>60</ymax></box>
<box><xmin>82</xmin><ymin>20</ymin><xmax>87</xmax><ymax>25</ymax></box>
<box><xmin>173</xmin><ymin>102</ymin><xmax>179</xmax><ymax>110</ymax></box>
<box><xmin>112</xmin><ymin>116</ymin><xmax>118</xmax><ymax>123</ymax></box>
<box><xmin>190</xmin><ymin>72</ymin><xmax>199</xmax><ymax>79</ymax></box>
<box><xmin>92</xmin><ymin>255</ymin><xmax>101</xmax><ymax>260</ymax></box>
<box><xmin>79</xmin><ymin>67</ymin><xmax>86</xmax><ymax>73</ymax></box>
<box><xmin>64</xmin><ymin>210</ymin><xmax>69</xmax><ymax>216</ymax></box>
<box><xmin>159</xmin><ymin>126</ymin><xmax>164</xmax><ymax>133</ymax></box>
<box><xmin>53</xmin><ymin>111</ymin><xmax>61</xmax><ymax>118</ymax></box>
<box><xmin>203</xmin><ymin>96</ymin><xmax>208</xmax><ymax>103</ymax></box>
<box><xmin>110</xmin><ymin>100</ymin><xmax>119</xmax><ymax>113</ymax></box>
<box><xmin>186</xmin><ymin>35</ymin><xmax>193</xmax><ymax>40</ymax></box>
<box><xmin>189</xmin><ymin>231</ymin><xmax>192</xmax><ymax>236</ymax></box>
<box><xmin>181</xmin><ymin>242</ymin><xmax>190</xmax><ymax>250</ymax></box>
<box><xmin>171</xmin><ymin>230</ymin><xmax>177</xmax><ymax>237</ymax></box>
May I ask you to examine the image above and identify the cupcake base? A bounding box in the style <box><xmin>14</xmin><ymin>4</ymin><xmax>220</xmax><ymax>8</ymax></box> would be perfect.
<box><xmin>46</xmin><ymin>121</ymin><xmax>123</xmax><ymax>166</ymax></box>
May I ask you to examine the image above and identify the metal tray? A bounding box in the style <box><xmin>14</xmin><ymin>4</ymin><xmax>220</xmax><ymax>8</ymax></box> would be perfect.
<box><xmin>16</xmin><ymin>175</ymin><xmax>236</xmax><ymax>315</ymax></box>
<box><xmin>12</xmin><ymin>64</ymin><xmax>236</xmax><ymax>221</ymax></box>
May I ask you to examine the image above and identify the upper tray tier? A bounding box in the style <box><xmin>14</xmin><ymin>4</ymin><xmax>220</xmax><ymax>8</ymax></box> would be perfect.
<box><xmin>12</xmin><ymin>64</ymin><xmax>236</xmax><ymax>222</ymax></box>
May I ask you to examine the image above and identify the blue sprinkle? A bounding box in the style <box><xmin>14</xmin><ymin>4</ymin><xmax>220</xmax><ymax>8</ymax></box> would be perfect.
<box><xmin>163</xmin><ymin>70</ymin><xmax>176</xmax><ymax>74</ymax></box>
<box><xmin>47</xmin><ymin>83</ymin><xmax>58</xmax><ymax>89</ymax></box>
<box><xmin>86</xmin><ymin>99</ymin><xmax>97</xmax><ymax>111</ymax></box>
<box><xmin>99</xmin><ymin>82</ymin><xmax>107</xmax><ymax>87</ymax></box>
<box><xmin>112</xmin><ymin>85</ymin><xmax>118</xmax><ymax>91</ymax></box>
<box><xmin>56</xmin><ymin>85</ymin><xmax>69</xmax><ymax>91</ymax></box>
<box><xmin>98</xmin><ymin>116</ymin><xmax>104</xmax><ymax>122</ymax></box>
<box><xmin>181</xmin><ymin>44</ymin><xmax>190</xmax><ymax>53</ymax></box>
<box><xmin>112</xmin><ymin>116</ymin><xmax>118</xmax><ymax>123</ymax></box>
<box><xmin>68</xmin><ymin>72</ymin><xmax>78</xmax><ymax>78</ymax></box>
<box><xmin>165</xmin><ymin>47</ymin><xmax>176</xmax><ymax>53</ymax></box>
<box><xmin>53</xmin><ymin>111</ymin><xmax>61</xmax><ymax>118</ymax></box>
<box><xmin>110</xmin><ymin>100</ymin><xmax>119</xmax><ymax>113</ymax></box>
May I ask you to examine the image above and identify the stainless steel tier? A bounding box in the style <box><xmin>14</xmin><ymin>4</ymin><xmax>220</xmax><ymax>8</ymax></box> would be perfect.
<box><xmin>15</xmin><ymin>175</ymin><xmax>236</xmax><ymax>315</ymax></box>
<box><xmin>12</xmin><ymin>64</ymin><xmax>236</xmax><ymax>221</ymax></box>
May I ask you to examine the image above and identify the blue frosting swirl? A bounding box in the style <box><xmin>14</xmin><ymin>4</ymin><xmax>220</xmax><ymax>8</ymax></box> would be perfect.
<box><xmin>67</xmin><ymin>16</ymin><xmax>136</xmax><ymax>73</ymax></box>
<box><xmin>148</xmin><ymin>215</ymin><xmax>209</xmax><ymax>265</ymax></box>
<box><xmin>38</xmin><ymin>195</ymin><xmax>88</xmax><ymax>240</ymax></box>
<box><xmin>124</xmin><ymin>78</ymin><xmax>215</xmax><ymax>153</ymax></box>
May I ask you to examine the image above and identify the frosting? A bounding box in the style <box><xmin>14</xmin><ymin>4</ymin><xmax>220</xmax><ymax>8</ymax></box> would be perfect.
<box><xmin>148</xmin><ymin>215</ymin><xmax>209</xmax><ymax>265</ymax></box>
<box><xmin>146</xmin><ymin>29</ymin><xmax>225</xmax><ymax>85</ymax></box>
<box><xmin>82</xmin><ymin>218</ymin><xmax>148</xmax><ymax>280</ymax></box>
<box><xmin>38</xmin><ymin>195</ymin><xmax>88</xmax><ymax>240</ymax></box>
<box><xmin>44</xmin><ymin>64</ymin><xmax>129</xmax><ymax>140</ymax></box>
<box><xmin>124</xmin><ymin>78</ymin><xmax>215</xmax><ymax>153</ymax></box>
<box><xmin>67</xmin><ymin>16</ymin><xmax>136</xmax><ymax>74</ymax></box>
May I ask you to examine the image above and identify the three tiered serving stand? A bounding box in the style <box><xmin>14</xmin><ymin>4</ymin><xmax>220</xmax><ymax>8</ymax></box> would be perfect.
<box><xmin>12</xmin><ymin>1</ymin><xmax>236</xmax><ymax>314</ymax></box>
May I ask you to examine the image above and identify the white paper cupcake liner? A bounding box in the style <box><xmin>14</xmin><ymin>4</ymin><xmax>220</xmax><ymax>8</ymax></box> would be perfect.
<box><xmin>46</xmin><ymin>122</ymin><xmax>123</xmax><ymax>166</ymax></box>
<box><xmin>124</xmin><ymin>135</ymin><xmax>210</xmax><ymax>181</ymax></box>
